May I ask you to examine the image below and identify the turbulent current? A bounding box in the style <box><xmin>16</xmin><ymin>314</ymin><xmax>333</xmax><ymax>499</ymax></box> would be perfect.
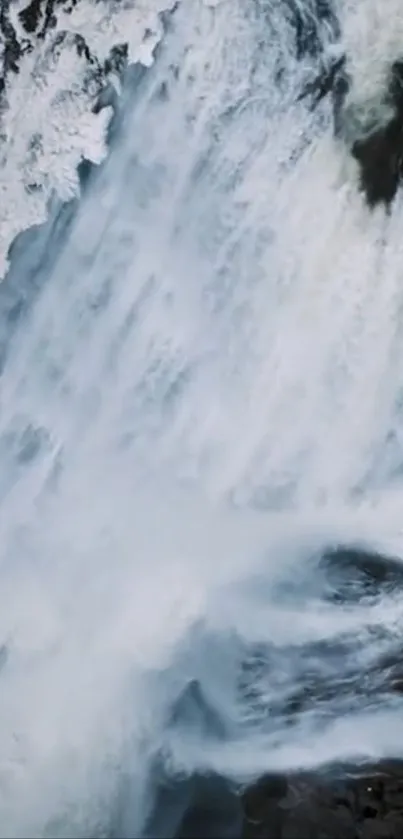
<box><xmin>3</xmin><ymin>0</ymin><xmax>403</xmax><ymax>836</ymax></box>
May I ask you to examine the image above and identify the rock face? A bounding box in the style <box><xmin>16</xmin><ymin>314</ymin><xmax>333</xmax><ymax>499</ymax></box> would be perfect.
<box><xmin>349</xmin><ymin>61</ymin><xmax>403</xmax><ymax>207</ymax></box>
<box><xmin>242</xmin><ymin>764</ymin><xmax>403</xmax><ymax>839</ymax></box>
<box><xmin>298</xmin><ymin>45</ymin><xmax>403</xmax><ymax>208</ymax></box>
<box><xmin>147</xmin><ymin>763</ymin><xmax>403</xmax><ymax>839</ymax></box>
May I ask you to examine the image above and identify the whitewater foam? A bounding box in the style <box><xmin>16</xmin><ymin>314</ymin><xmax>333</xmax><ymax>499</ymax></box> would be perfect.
<box><xmin>1</xmin><ymin>0</ymin><xmax>403</xmax><ymax>835</ymax></box>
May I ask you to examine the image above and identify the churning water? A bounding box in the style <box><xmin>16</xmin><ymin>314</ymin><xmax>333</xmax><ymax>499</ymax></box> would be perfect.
<box><xmin>2</xmin><ymin>0</ymin><xmax>403</xmax><ymax>835</ymax></box>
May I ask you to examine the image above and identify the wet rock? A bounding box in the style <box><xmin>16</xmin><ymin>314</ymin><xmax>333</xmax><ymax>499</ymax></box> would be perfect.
<box><xmin>243</xmin><ymin>775</ymin><xmax>289</xmax><ymax>838</ymax></box>
<box><xmin>19</xmin><ymin>0</ymin><xmax>79</xmax><ymax>38</ymax></box>
<box><xmin>242</xmin><ymin>763</ymin><xmax>403</xmax><ymax>839</ymax></box>
<box><xmin>281</xmin><ymin>799</ymin><xmax>356</xmax><ymax>839</ymax></box>
<box><xmin>104</xmin><ymin>42</ymin><xmax>129</xmax><ymax>78</ymax></box>
<box><xmin>147</xmin><ymin>762</ymin><xmax>403</xmax><ymax>838</ymax></box>
<box><xmin>297</xmin><ymin>49</ymin><xmax>403</xmax><ymax>207</ymax></box>
<box><xmin>349</xmin><ymin>59</ymin><xmax>403</xmax><ymax>208</ymax></box>
<box><xmin>139</xmin><ymin>760</ymin><xmax>403</xmax><ymax>839</ymax></box>
<box><xmin>350</xmin><ymin>103</ymin><xmax>403</xmax><ymax>208</ymax></box>
<box><xmin>18</xmin><ymin>0</ymin><xmax>44</xmax><ymax>34</ymax></box>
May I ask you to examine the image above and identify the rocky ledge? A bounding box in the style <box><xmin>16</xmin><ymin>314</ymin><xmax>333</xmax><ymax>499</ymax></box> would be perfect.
<box><xmin>146</xmin><ymin>761</ymin><xmax>403</xmax><ymax>839</ymax></box>
<box><xmin>242</xmin><ymin>763</ymin><xmax>403</xmax><ymax>839</ymax></box>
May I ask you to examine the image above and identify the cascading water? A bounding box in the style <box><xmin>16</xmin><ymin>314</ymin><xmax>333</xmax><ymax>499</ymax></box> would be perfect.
<box><xmin>2</xmin><ymin>0</ymin><xmax>403</xmax><ymax>835</ymax></box>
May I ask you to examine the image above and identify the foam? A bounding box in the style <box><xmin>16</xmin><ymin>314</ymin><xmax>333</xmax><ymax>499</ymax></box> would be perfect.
<box><xmin>1</xmin><ymin>0</ymin><xmax>403</xmax><ymax>834</ymax></box>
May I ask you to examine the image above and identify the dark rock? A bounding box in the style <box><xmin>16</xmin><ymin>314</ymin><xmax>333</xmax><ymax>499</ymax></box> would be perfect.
<box><xmin>121</xmin><ymin>759</ymin><xmax>403</xmax><ymax>839</ymax></box>
<box><xmin>18</xmin><ymin>0</ymin><xmax>44</xmax><ymax>34</ymax></box>
<box><xmin>128</xmin><ymin>761</ymin><xmax>403</xmax><ymax>839</ymax></box>
<box><xmin>350</xmin><ymin>96</ymin><xmax>403</xmax><ymax>209</ymax></box>
<box><xmin>17</xmin><ymin>1</ymin><xmax>78</xmax><ymax>38</ymax></box>
<box><xmin>243</xmin><ymin>775</ymin><xmax>289</xmax><ymax>838</ymax></box>
<box><xmin>104</xmin><ymin>42</ymin><xmax>129</xmax><ymax>77</ymax></box>
<box><xmin>242</xmin><ymin>763</ymin><xmax>403</xmax><ymax>839</ymax></box>
<box><xmin>349</xmin><ymin>58</ymin><xmax>403</xmax><ymax>209</ymax></box>
<box><xmin>296</xmin><ymin>49</ymin><xmax>403</xmax><ymax>207</ymax></box>
<box><xmin>281</xmin><ymin>801</ymin><xmax>356</xmax><ymax>839</ymax></box>
<box><xmin>1</xmin><ymin>0</ymin><xmax>23</xmax><ymax>89</ymax></box>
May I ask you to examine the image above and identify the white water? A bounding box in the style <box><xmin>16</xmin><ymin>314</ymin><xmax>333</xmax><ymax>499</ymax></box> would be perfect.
<box><xmin>2</xmin><ymin>0</ymin><xmax>403</xmax><ymax>835</ymax></box>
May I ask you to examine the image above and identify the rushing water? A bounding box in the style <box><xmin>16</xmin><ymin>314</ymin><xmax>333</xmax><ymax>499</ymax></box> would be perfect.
<box><xmin>2</xmin><ymin>0</ymin><xmax>403</xmax><ymax>835</ymax></box>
